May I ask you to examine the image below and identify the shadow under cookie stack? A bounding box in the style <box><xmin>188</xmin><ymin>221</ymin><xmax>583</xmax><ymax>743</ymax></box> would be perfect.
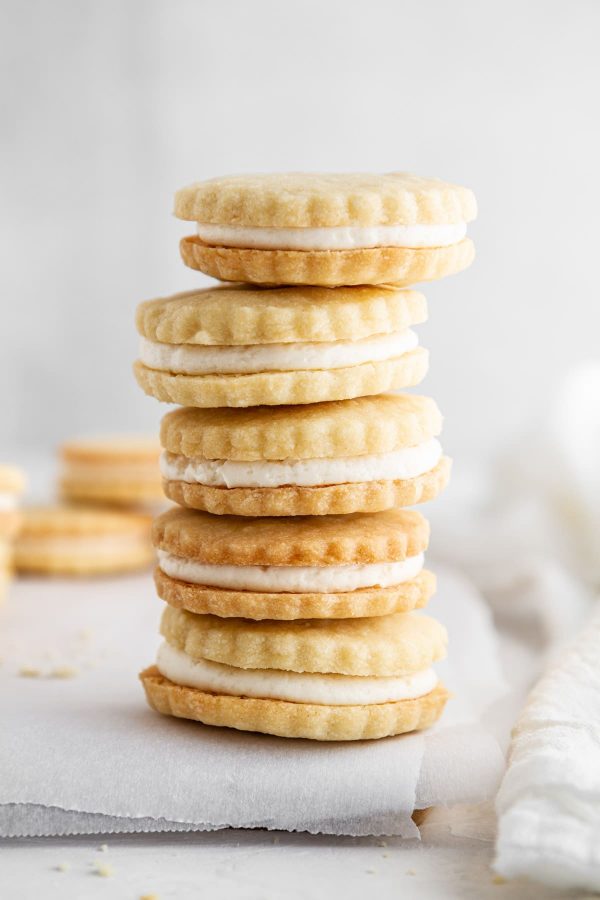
<box><xmin>135</xmin><ymin>173</ymin><xmax>476</xmax><ymax>741</ymax></box>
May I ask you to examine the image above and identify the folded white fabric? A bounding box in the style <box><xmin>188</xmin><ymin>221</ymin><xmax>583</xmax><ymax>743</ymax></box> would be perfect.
<box><xmin>495</xmin><ymin>601</ymin><xmax>600</xmax><ymax>891</ymax></box>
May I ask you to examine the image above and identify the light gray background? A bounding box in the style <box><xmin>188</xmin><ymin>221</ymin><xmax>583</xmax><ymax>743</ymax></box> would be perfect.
<box><xmin>2</xmin><ymin>0</ymin><xmax>599</xmax><ymax>461</ymax></box>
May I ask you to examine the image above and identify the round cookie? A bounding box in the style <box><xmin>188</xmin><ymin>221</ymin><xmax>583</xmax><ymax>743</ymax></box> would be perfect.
<box><xmin>152</xmin><ymin>506</ymin><xmax>434</xmax><ymax>619</ymax></box>
<box><xmin>0</xmin><ymin>464</ymin><xmax>26</xmax><ymax>538</ymax></box>
<box><xmin>15</xmin><ymin>506</ymin><xmax>154</xmax><ymax>576</ymax></box>
<box><xmin>160</xmin><ymin>605</ymin><xmax>447</xmax><ymax>676</ymax></box>
<box><xmin>160</xmin><ymin>394</ymin><xmax>451</xmax><ymax>517</ymax></box>
<box><xmin>134</xmin><ymin>284</ymin><xmax>428</xmax><ymax>408</ymax></box>
<box><xmin>175</xmin><ymin>172</ymin><xmax>476</xmax><ymax>287</ymax></box>
<box><xmin>141</xmin><ymin>607</ymin><xmax>448</xmax><ymax>740</ymax></box>
<box><xmin>59</xmin><ymin>435</ymin><xmax>164</xmax><ymax>507</ymax></box>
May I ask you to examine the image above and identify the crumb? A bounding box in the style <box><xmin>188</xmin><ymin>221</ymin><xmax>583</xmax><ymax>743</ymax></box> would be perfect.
<box><xmin>382</xmin><ymin>853</ymin><xmax>389</xmax><ymax>858</ymax></box>
<box><xmin>366</xmin><ymin>868</ymin><xmax>376</xmax><ymax>874</ymax></box>
<box><xmin>55</xmin><ymin>862</ymin><xmax>70</xmax><ymax>873</ymax></box>
<box><xmin>98</xmin><ymin>843</ymin><xmax>108</xmax><ymax>852</ymax></box>
<box><xmin>19</xmin><ymin>665</ymin><xmax>41</xmax><ymax>678</ymax></box>
<box><xmin>51</xmin><ymin>665</ymin><xmax>79</xmax><ymax>679</ymax></box>
<box><xmin>406</xmin><ymin>869</ymin><xmax>416</xmax><ymax>876</ymax></box>
<box><xmin>93</xmin><ymin>862</ymin><xmax>114</xmax><ymax>877</ymax></box>
<box><xmin>140</xmin><ymin>894</ymin><xmax>160</xmax><ymax>900</ymax></box>
<box><xmin>492</xmin><ymin>875</ymin><xmax>507</xmax><ymax>885</ymax></box>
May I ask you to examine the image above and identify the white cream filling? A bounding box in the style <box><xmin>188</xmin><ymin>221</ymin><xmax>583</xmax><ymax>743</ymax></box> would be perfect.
<box><xmin>139</xmin><ymin>329</ymin><xmax>418</xmax><ymax>375</ymax></box>
<box><xmin>0</xmin><ymin>492</ymin><xmax>18</xmax><ymax>512</ymax></box>
<box><xmin>195</xmin><ymin>222</ymin><xmax>467</xmax><ymax>250</ymax></box>
<box><xmin>157</xmin><ymin>641</ymin><xmax>438</xmax><ymax>705</ymax></box>
<box><xmin>157</xmin><ymin>550</ymin><xmax>424</xmax><ymax>592</ymax></box>
<box><xmin>160</xmin><ymin>439</ymin><xmax>442</xmax><ymax>489</ymax></box>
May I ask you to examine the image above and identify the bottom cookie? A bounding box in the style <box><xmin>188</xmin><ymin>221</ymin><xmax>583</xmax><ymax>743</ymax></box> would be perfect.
<box><xmin>140</xmin><ymin>666</ymin><xmax>449</xmax><ymax>741</ymax></box>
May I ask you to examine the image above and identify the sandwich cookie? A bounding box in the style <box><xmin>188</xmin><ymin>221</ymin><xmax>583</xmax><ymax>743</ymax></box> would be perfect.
<box><xmin>59</xmin><ymin>435</ymin><xmax>164</xmax><ymax>507</ymax></box>
<box><xmin>140</xmin><ymin>606</ymin><xmax>449</xmax><ymax>740</ymax></box>
<box><xmin>160</xmin><ymin>394</ymin><xmax>451</xmax><ymax>516</ymax></box>
<box><xmin>175</xmin><ymin>172</ymin><xmax>476</xmax><ymax>287</ymax></box>
<box><xmin>134</xmin><ymin>285</ymin><xmax>428</xmax><ymax>408</ymax></box>
<box><xmin>0</xmin><ymin>465</ymin><xmax>26</xmax><ymax>538</ymax></box>
<box><xmin>15</xmin><ymin>506</ymin><xmax>154</xmax><ymax>576</ymax></box>
<box><xmin>152</xmin><ymin>506</ymin><xmax>435</xmax><ymax>620</ymax></box>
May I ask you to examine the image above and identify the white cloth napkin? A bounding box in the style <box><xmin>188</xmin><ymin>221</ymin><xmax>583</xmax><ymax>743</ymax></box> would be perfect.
<box><xmin>495</xmin><ymin>601</ymin><xmax>600</xmax><ymax>891</ymax></box>
<box><xmin>429</xmin><ymin>361</ymin><xmax>600</xmax><ymax>889</ymax></box>
<box><xmin>0</xmin><ymin>565</ymin><xmax>506</xmax><ymax>838</ymax></box>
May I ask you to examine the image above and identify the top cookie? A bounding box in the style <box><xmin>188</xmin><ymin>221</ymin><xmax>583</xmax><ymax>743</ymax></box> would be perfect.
<box><xmin>175</xmin><ymin>172</ymin><xmax>477</xmax><ymax>228</ymax></box>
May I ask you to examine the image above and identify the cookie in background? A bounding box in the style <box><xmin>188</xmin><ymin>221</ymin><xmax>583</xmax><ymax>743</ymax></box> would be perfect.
<box><xmin>14</xmin><ymin>505</ymin><xmax>154</xmax><ymax>577</ymax></box>
<box><xmin>0</xmin><ymin>465</ymin><xmax>27</xmax><ymax>601</ymax></box>
<box><xmin>59</xmin><ymin>435</ymin><xmax>165</xmax><ymax>512</ymax></box>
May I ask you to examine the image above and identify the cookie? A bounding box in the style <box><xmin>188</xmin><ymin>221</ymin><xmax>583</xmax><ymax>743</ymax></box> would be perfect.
<box><xmin>160</xmin><ymin>394</ymin><xmax>451</xmax><ymax>516</ymax></box>
<box><xmin>135</xmin><ymin>285</ymin><xmax>428</xmax><ymax>407</ymax></box>
<box><xmin>174</xmin><ymin>172</ymin><xmax>476</xmax><ymax>286</ymax></box>
<box><xmin>15</xmin><ymin>506</ymin><xmax>154</xmax><ymax>576</ymax></box>
<box><xmin>0</xmin><ymin>464</ymin><xmax>26</xmax><ymax>538</ymax></box>
<box><xmin>160</xmin><ymin>605</ymin><xmax>446</xmax><ymax>675</ymax></box>
<box><xmin>152</xmin><ymin>506</ymin><xmax>433</xmax><ymax>619</ymax></box>
<box><xmin>140</xmin><ymin>608</ymin><xmax>448</xmax><ymax>740</ymax></box>
<box><xmin>59</xmin><ymin>435</ymin><xmax>164</xmax><ymax>506</ymax></box>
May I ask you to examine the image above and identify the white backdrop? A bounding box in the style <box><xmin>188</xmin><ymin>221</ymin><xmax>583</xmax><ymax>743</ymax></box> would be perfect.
<box><xmin>2</xmin><ymin>0</ymin><xmax>599</xmax><ymax>462</ymax></box>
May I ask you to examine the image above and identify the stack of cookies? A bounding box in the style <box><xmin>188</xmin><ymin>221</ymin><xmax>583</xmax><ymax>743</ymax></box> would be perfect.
<box><xmin>11</xmin><ymin>436</ymin><xmax>164</xmax><ymax>580</ymax></box>
<box><xmin>135</xmin><ymin>173</ymin><xmax>476</xmax><ymax>741</ymax></box>
<box><xmin>0</xmin><ymin>465</ymin><xmax>26</xmax><ymax>601</ymax></box>
<box><xmin>59</xmin><ymin>436</ymin><xmax>164</xmax><ymax>512</ymax></box>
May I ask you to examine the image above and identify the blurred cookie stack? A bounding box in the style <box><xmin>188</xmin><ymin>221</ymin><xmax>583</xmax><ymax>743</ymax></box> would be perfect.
<box><xmin>12</xmin><ymin>437</ymin><xmax>164</xmax><ymax>579</ymax></box>
<box><xmin>59</xmin><ymin>435</ymin><xmax>164</xmax><ymax>512</ymax></box>
<box><xmin>135</xmin><ymin>173</ymin><xmax>476</xmax><ymax>741</ymax></box>
<box><xmin>0</xmin><ymin>466</ymin><xmax>26</xmax><ymax>600</ymax></box>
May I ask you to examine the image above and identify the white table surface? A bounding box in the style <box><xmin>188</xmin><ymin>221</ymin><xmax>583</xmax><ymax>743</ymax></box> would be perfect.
<box><xmin>2</xmin><ymin>827</ymin><xmax>578</xmax><ymax>900</ymax></box>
